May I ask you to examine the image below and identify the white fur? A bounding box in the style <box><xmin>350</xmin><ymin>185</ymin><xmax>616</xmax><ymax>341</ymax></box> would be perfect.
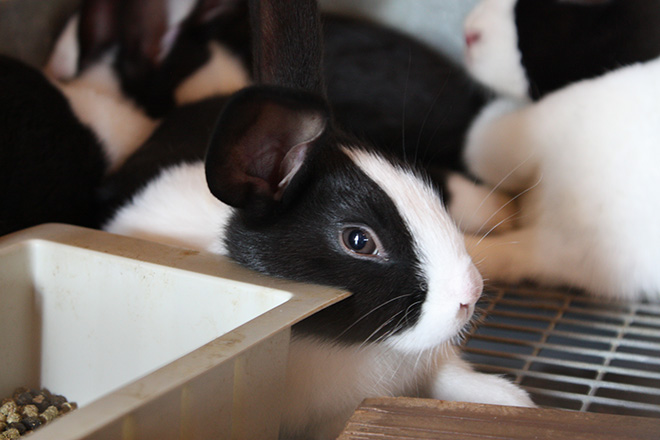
<box><xmin>56</xmin><ymin>72</ymin><xmax>158</xmax><ymax>170</ymax></box>
<box><xmin>463</xmin><ymin>97</ymin><xmax>534</xmax><ymax>193</ymax></box>
<box><xmin>166</xmin><ymin>0</ymin><xmax>198</xmax><ymax>28</ymax></box>
<box><xmin>283</xmin><ymin>337</ymin><xmax>532</xmax><ymax>439</ymax></box>
<box><xmin>44</xmin><ymin>14</ymin><xmax>80</xmax><ymax>81</ymax></box>
<box><xmin>104</xmin><ymin>162</ymin><xmax>232</xmax><ymax>253</ymax></box>
<box><xmin>104</xmin><ymin>150</ymin><xmax>533</xmax><ymax>440</ymax></box>
<box><xmin>464</xmin><ymin>57</ymin><xmax>660</xmax><ymax>301</ymax></box>
<box><xmin>463</xmin><ymin>0</ymin><xmax>530</xmax><ymax>99</ymax></box>
<box><xmin>69</xmin><ymin>51</ymin><xmax>125</xmax><ymax>97</ymax></box>
<box><xmin>174</xmin><ymin>42</ymin><xmax>251</xmax><ymax>105</ymax></box>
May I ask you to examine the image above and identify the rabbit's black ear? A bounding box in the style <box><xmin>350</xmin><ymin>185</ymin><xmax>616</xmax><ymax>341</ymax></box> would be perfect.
<box><xmin>78</xmin><ymin>0</ymin><xmax>122</xmax><ymax>71</ymax></box>
<box><xmin>205</xmin><ymin>86</ymin><xmax>330</xmax><ymax>218</ymax></box>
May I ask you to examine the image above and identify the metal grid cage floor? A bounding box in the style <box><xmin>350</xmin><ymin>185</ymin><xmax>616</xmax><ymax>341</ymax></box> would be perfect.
<box><xmin>463</xmin><ymin>284</ymin><xmax>660</xmax><ymax>418</ymax></box>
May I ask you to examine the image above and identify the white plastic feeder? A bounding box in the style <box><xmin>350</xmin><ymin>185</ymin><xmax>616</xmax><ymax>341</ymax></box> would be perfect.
<box><xmin>0</xmin><ymin>224</ymin><xmax>349</xmax><ymax>439</ymax></box>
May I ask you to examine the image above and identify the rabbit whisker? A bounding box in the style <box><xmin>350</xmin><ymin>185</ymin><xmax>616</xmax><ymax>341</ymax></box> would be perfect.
<box><xmin>460</xmin><ymin>154</ymin><xmax>534</xmax><ymax>234</ymax></box>
<box><xmin>357</xmin><ymin>310</ymin><xmax>407</xmax><ymax>352</ymax></box>
<box><xmin>335</xmin><ymin>293</ymin><xmax>415</xmax><ymax>342</ymax></box>
<box><xmin>465</xmin><ymin>172</ymin><xmax>543</xmax><ymax>252</ymax></box>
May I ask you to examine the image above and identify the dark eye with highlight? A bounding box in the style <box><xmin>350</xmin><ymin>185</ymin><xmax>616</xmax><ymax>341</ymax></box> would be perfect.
<box><xmin>340</xmin><ymin>225</ymin><xmax>385</xmax><ymax>259</ymax></box>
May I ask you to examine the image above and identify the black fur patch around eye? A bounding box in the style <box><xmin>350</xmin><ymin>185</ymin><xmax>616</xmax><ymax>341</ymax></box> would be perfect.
<box><xmin>224</xmin><ymin>146</ymin><xmax>428</xmax><ymax>345</ymax></box>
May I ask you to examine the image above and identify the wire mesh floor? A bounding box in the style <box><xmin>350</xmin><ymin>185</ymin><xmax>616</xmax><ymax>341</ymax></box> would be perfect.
<box><xmin>462</xmin><ymin>284</ymin><xmax>660</xmax><ymax>418</ymax></box>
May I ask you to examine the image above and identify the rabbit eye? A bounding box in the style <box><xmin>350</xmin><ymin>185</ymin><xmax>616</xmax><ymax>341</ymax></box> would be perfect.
<box><xmin>340</xmin><ymin>226</ymin><xmax>385</xmax><ymax>259</ymax></box>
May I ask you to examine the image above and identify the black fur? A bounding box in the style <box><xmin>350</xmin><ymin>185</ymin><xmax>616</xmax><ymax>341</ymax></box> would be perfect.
<box><xmin>323</xmin><ymin>15</ymin><xmax>487</xmax><ymax>172</ymax></box>
<box><xmin>0</xmin><ymin>55</ymin><xmax>107</xmax><ymax>236</ymax></box>
<box><xmin>514</xmin><ymin>0</ymin><xmax>660</xmax><ymax>99</ymax></box>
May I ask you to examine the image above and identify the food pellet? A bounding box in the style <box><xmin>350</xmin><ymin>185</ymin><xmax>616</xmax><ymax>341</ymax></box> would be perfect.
<box><xmin>0</xmin><ymin>388</ymin><xmax>76</xmax><ymax>438</ymax></box>
<box><xmin>20</xmin><ymin>406</ymin><xmax>37</xmax><ymax>419</ymax></box>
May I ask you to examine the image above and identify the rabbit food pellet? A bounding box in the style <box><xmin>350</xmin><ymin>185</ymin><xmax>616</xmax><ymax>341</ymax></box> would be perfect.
<box><xmin>0</xmin><ymin>388</ymin><xmax>77</xmax><ymax>438</ymax></box>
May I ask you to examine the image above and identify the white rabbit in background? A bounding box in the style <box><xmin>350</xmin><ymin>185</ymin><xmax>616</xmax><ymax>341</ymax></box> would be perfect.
<box><xmin>461</xmin><ymin>0</ymin><xmax>660</xmax><ymax>301</ymax></box>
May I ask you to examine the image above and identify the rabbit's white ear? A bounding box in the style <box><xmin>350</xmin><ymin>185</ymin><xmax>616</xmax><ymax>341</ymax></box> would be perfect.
<box><xmin>205</xmin><ymin>86</ymin><xmax>329</xmax><ymax>218</ymax></box>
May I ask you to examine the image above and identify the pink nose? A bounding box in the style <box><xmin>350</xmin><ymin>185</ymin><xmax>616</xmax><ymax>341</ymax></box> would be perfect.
<box><xmin>465</xmin><ymin>31</ymin><xmax>481</xmax><ymax>48</ymax></box>
<box><xmin>462</xmin><ymin>264</ymin><xmax>484</xmax><ymax>308</ymax></box>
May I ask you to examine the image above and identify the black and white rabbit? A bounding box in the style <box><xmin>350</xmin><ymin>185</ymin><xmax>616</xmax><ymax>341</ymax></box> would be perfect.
<box><xmin>99</xmin><ymin>0</ymin><xmax>533</xmax><ymax>438</ymax></box>
<box><xmin>459</xmin><ymin>0</ymin><xmax>660</xmax><ymax>301</ymax></box>
<box><xmin>47</xmin><ymin>0</ymin><xmax>513</xmax><ymax>228</ymax></box>
<box><xmin>464</xmin><ymin>0</ymin><xmax>660</xmax><ymax>100</ymax></box>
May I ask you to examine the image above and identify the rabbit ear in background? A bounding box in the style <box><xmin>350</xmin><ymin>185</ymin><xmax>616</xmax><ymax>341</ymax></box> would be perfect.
<box><xmin>205</xmin><ymin>87</ymin><xmax>329</xmax><ymax>218</ymax></box>
<box><xmin>77</xmin><ymin>0</ymin><xmax>122</xmax><ymax>71</ymax></box>
<box><xmin>249</xmin><ymin>0</ymin><xmax>325</xmax><ymax>95</ymax></box>
<box><xmin>117</xmin><ymin>0</ymin><xmax>173</xmax><ymax>70</ymax></box>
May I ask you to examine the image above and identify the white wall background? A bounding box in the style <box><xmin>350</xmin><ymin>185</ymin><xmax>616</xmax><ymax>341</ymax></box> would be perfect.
<box><xmin>319</xmin><ymin>0</ymin><xmax>480</xmax><ymax>62</ymax></box>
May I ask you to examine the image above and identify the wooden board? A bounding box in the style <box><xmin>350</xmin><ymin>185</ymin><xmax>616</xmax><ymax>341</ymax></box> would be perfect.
<box><xmin>337</xmin><ymin>397</ymin><xmax>660</xmax><ymax>440</ymax></box>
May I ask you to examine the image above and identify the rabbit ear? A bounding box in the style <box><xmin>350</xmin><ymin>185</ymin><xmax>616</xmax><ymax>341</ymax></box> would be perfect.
<box><xmin>118</xmin><ymin>0</ymin><xmax>173</xmax><ymax>69</ymax></box>
<box><xmin>77</xmin><ymin>0</ymin><xmax>122</xmax><ymax>70</ymax></box>
<box><xmin>249</xmin><ymin>0</ymin><xmax>325</xmax><ymax>95</ymax></box>
<box><xmin>205</xmin><ymin>87</ymin><xmax>329</xmax><ymax>218</ymax></box>
<box><xmin>189</xmin><ymin>0</ymin><xmax>245</xmax><ymax>24</ymax></box>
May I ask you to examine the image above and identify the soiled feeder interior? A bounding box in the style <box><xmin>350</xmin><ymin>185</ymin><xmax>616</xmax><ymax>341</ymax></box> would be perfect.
<box><xmin>0</xmin><ymin>237</ymin><xmax>291</xmax><ymax>410</ymax></box>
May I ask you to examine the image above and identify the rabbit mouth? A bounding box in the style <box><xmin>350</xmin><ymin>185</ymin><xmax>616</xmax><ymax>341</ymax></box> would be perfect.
<box><xmin>459</xmin><ymin>302</ymin><xmax>475</xmax><ymax>319</ymax></box>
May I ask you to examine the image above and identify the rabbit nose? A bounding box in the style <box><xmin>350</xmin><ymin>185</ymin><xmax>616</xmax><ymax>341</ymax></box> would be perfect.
<box><xmin>461</xmin><ymin>264</ymin><xmax>484</xmax><ymax>308</ymax></box>
<box><xmin>465</xmin><ymin>31</ymin><xmax>482</xmax><ymax>48</ymax></box>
